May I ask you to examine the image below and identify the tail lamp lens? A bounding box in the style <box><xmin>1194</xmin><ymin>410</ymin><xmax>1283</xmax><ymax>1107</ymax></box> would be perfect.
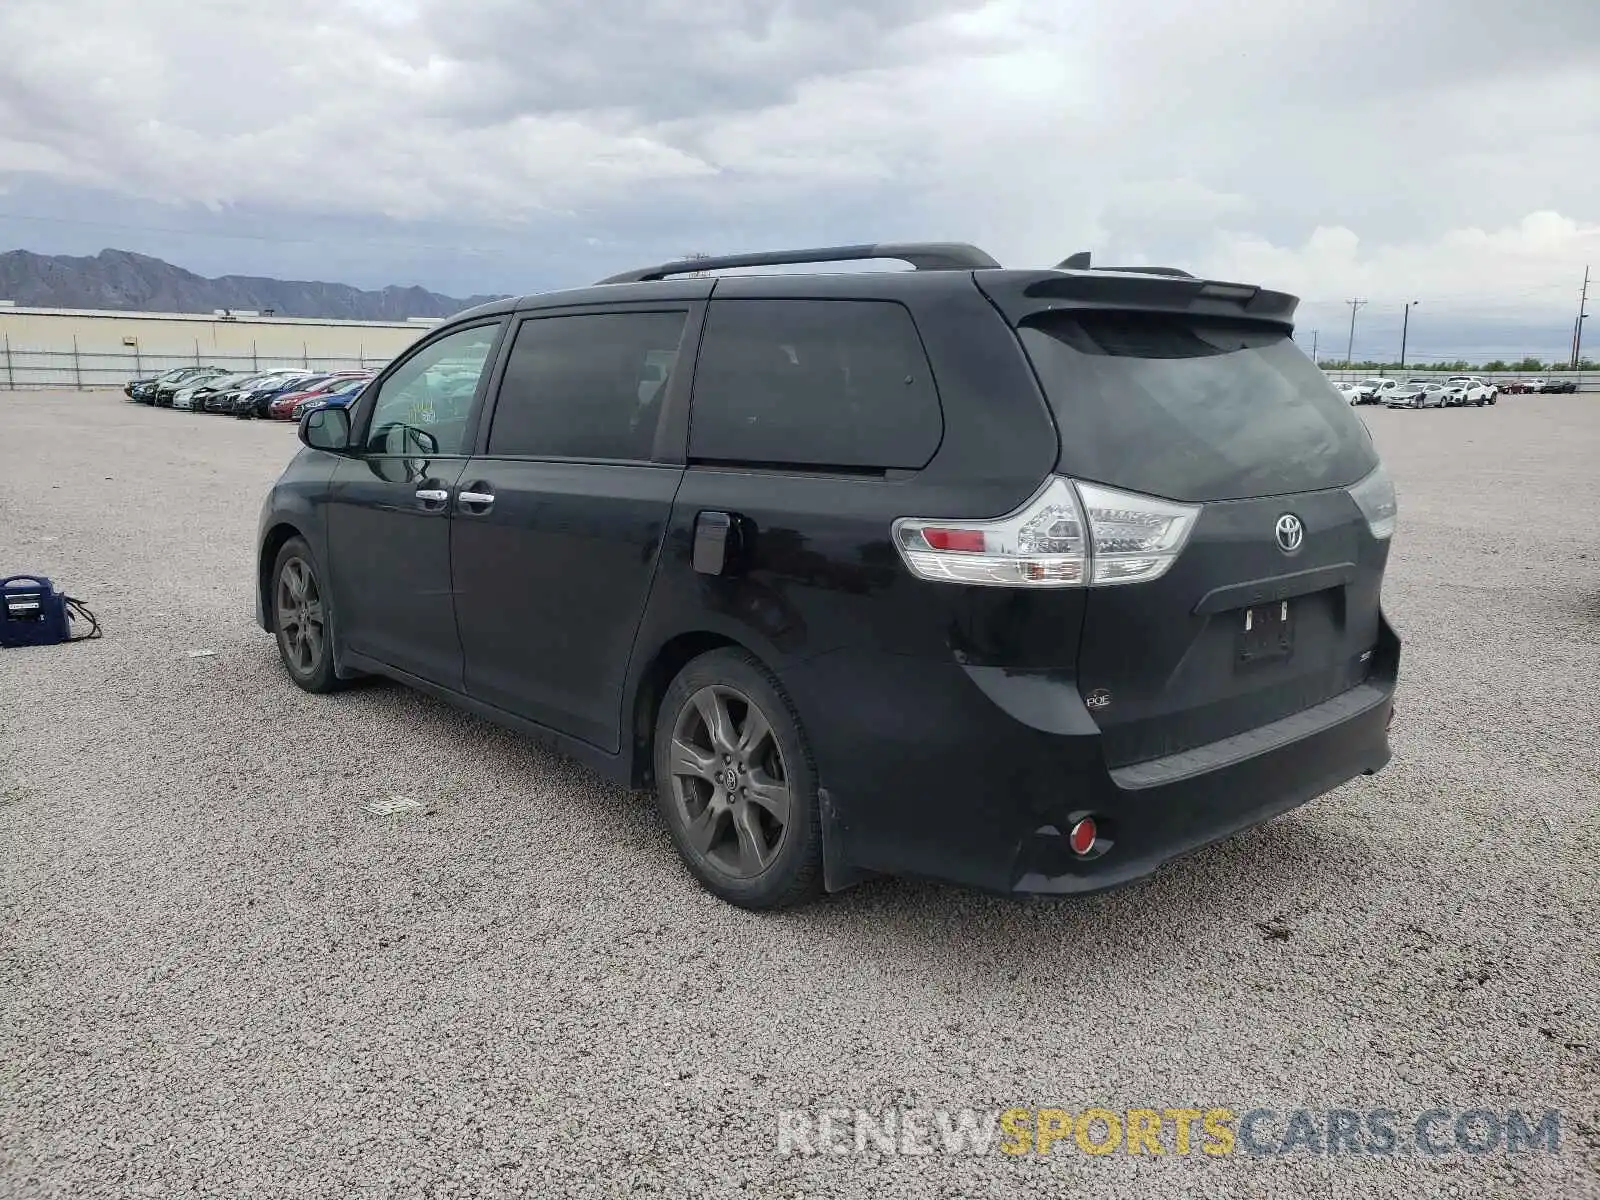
<box><xmin>893</xmin><ymin>476</ymin><xmax>1198</xmax><ymax>589</ymax></box>
<box><xmin>1347</xmin><ymin>462</ymin><xmax>1397</xmax><ymax>540</ymax></box>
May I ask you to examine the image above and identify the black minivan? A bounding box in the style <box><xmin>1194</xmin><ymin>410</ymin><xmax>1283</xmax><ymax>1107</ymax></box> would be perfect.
<box><xmin>255</xmin><ymin>242</ymin><xmax>1400</xmax><ymax>909</ymax></box>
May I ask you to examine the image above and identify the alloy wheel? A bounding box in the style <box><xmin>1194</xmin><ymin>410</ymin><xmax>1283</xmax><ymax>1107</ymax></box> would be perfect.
<box><xmin>668</xmin><ymin>684</ymin><xmax>791</xmax><ymax>878</ymax></box>
<box><xmin>276</xmin><ymin>557</ymin><xmax>326</xmax><ymax>676</ymax></box>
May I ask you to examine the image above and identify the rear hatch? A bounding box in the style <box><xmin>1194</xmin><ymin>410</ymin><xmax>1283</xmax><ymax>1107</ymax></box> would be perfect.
<box><xmin>986</xmin><ymin>277</ymin><xmax>1391</xmax><ymax>767</ymax></box>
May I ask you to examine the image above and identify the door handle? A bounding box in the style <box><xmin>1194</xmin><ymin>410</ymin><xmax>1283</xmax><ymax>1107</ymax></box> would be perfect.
<box><xmin>415</xmin><ymin>487</ymin><xmax>450</xmax><ymax>506</ymax></box>
<box><xmin>457</xmin><ymin>484</ymin><xmax>495</xmax><ymax>514</ymax></box>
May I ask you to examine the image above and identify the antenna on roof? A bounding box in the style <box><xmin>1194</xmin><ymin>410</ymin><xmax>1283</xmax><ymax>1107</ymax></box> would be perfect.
<box><xmin>1057</xmin><ymin>251</ymin><xmax>1092</xmax><ymax>270</ymax></box>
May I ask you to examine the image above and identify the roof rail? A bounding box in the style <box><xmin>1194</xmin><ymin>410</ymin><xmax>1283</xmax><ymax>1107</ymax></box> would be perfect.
<box><xmin>1097</xmin><ymin>265</ymin><xmax>1196</xmax><ymax>278</ymax></box>
<box><xmin>594</xmin><ymin>242</ymin><xmax>1001</xmax><ymax>285</ymax></box>
<box><xmin>1054</xmin><ymin>250</ymin><xmax>1195</xmax><ymax>279</ymax></box>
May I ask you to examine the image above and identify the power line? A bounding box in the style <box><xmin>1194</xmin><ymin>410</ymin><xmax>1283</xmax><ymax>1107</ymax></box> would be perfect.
<box><xmin>1303</xmin><ymin>281</ymin><xmax>1576</xmax><ymax>306</ymax></box>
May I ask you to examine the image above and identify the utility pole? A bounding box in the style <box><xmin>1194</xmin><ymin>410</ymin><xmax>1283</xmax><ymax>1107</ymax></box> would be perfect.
<box><xmin>1344</xmin><ymin>299</ymin><xmax>1367</xmax><ymax>367</ymax></box>
<box><xmin>1571</xmin><ymin>265</ymin><xmax>1589</xmax><ymax>370</ymax></box>
<box><xmin>1399</xmin><ymin>301</ymin><xmax>1419</xmax><ymax>369</ymax></box>
<box><xmin>1311</xmin><ymin>330</ymin><xmax>1319</xmax><ymax>365</ymax></box>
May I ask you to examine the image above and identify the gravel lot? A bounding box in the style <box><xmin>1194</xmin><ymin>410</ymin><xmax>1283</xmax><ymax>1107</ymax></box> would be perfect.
<box><xmin>2</xmin><ymin>392</ymin><xmax>1597</xmax><ymax>1200</ymax></box>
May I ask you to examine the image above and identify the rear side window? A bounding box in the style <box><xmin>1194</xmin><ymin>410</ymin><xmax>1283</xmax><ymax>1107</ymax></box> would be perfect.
<box><xmin>1020</xmin><ymin>312</ymin><xmax>1379</xmax><ymax>502</ymax></box>
<box><xmin>689</xmin><ymin>299</ymin><xmax>941</xmax><ymax>470</ymax></box>
<box><xmin>488</xmin><ymin>311</ymin><xmax>688</xmax><ymax>460</ymax></box>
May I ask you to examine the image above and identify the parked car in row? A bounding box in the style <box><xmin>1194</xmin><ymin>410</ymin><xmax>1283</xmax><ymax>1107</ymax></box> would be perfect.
<box><xmin>1498</xmin><ymin>377</ymin><xmax>1585</xmax><ymax>394</ymax></box>
<box><xmin>257</xmin><ymin>241</ymin><xmax>1400</xmax><ymax>910</ymax></box>
<box><xmin>125</xmin><ymin>365</ymin><xmax>217</xmax><ymax>403</ymax></box>
<box><xmin>119</xmin><ymin>365</ymin><xmax>384</xmax><ymax>413</ymax></box>
<box><xmin>1350</xmin><ymin>377</ymin><xmax>1399</xmax><ymax>405</ymax></box>
<box><xmin>290</xmin><ymin>378</ymin><xmax>370</xmax><ymax>420</ymax></box>
<box><xmin>173</xmin><ymin>372</ymin><xmax>263</xmax><ymax>410</ymax></box>
<box><xmin>266</xmin><ymin>372</ymin><xmax>374</xmax><ymax>419</ymax></box>
<box><xmin>1386</xmin><ymin>379</ymin><xmax>1453</xmax><ymax>408</ymax></box>
<box><xmin>200</xmin><ymin>369</ymin><xmax>309</xmax><ymax>414</ymax></box>
<box><xmin>218</xmin><ymin>372</ymin><xmax>312</xmax><ymax>416</ymax></box>
<box><xmin>1445</xmin><ymin>376</ymin><xmax>1497</xmax><ymax>405</ymax></box>
<box><xmin>235</xmin><ymin>373</ymin><xmax>337</xmax><ymax>419</ymax></box>
<box><xmin>154</xmin><ymin>366</ymin><xmax>230</xmax><ymax>406</ymax></box>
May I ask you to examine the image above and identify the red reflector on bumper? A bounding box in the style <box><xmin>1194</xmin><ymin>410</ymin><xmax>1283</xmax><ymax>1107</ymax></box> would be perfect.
<box><xmin>1068</xmin><ymin>817</ymin><xmax>1097</xmax><ymax>857</ymax></box>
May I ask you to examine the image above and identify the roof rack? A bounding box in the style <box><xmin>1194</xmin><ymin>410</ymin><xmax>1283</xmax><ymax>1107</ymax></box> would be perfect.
<box><xmin>1053</xmin><ymin>250</ymin><xmax>1195</xmax><ymax>279</ymax></box>
<box><xmin>1098</xmin><ymin>265</ymin><xmax>1196</xmax><ymax>279</ymax></box>
<box><xmin>595</xmin><ymin>242</ymin><xmax>1002</xmax><ymax>285</ymax></box>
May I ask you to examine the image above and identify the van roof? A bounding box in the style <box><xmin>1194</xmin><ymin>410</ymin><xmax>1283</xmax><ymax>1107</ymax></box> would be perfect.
<box><xmin>447</xmin><ymin>242</ymin><xmax>1299</xmax><ymax>327</ymax></box>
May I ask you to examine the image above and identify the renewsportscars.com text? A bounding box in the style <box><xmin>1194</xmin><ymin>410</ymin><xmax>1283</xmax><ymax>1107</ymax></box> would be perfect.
<box><xmin>776</xmin><ymin>1106</ymin><xmax>1563</xmax><ymax>1158</ymax></box>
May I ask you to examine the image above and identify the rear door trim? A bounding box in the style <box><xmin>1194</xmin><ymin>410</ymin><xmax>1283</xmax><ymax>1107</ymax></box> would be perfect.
<box><xmin>1193</xmin><ymin>562</ymin><xmax>1358</xmax><ymax>615</ymax></box>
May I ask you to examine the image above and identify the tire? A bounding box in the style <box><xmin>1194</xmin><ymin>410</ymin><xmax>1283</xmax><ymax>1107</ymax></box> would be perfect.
<box><xmin>270</xmin><ymin>536</ymin><xmax>343</xmax><ymax>694</ymax></box>
<box><xmin>652</xmin><ymin>648</ymin><xmax>824</xmax><ymax>910</ymax></box>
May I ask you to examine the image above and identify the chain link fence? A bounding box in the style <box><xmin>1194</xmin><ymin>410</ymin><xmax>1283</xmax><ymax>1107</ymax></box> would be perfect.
<box><xmin>0</xmin><ymin>338</ymin><xmax>394</xmax><ymax>390</ymax></box>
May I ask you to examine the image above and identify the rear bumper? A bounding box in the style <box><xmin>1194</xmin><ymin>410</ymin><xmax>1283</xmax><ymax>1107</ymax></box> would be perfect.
<box><xmin>786</xmin><ymin>614</ymin><xmax>1399</xmax><ymax>896</ymax></box>
<box><xmin>1009</xmin><ymin>679</ymin><xmax>1392</xmax><ymax>894</ymax></box>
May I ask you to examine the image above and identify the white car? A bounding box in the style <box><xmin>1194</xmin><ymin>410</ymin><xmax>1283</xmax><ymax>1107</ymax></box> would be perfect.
<box><xmin>1387</xmin><ymin>379</ymin><xmax>1450</xmax><ymax>408</ymax></box>
<box><xmin>1334</xmin><ymin>381</ymin><xmax>1363</xmax><ymax>404</ymax></box>
<box><xmin>1446</xmin><ymin>376</ymin><xmax>1497</xmax><ymax>406</ymax></box>
<box><xmin>1361</xmin><ymin>378</ymin><xmax>1402</xmax><ymax>405</ymax></box>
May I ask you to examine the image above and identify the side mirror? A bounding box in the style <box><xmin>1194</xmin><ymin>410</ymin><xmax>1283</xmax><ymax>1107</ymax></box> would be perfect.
<box><xmin>300</xmin><ymin>404</ymin><xmax>352</xmax><ymax>452</ymax></box>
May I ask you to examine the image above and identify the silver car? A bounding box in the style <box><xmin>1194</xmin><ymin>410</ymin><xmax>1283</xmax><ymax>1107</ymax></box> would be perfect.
<box><xmin>1386</xmin><ymin>379</ymin><xmax>1450</xmax><ymax>408</ymax></box>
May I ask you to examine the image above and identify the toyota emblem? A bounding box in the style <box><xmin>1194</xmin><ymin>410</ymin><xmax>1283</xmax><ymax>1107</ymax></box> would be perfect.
<box><xmin>1275</xmin><ymin>514</ymin><xmax>1304</xmax><ymax>553</ymax></box>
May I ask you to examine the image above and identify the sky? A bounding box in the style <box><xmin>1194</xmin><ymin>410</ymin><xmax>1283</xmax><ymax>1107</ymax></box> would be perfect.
<box><xmin>0</xmin><ymin>0</ymin><xmax>1596</xmax><ymax>362</ymax></box>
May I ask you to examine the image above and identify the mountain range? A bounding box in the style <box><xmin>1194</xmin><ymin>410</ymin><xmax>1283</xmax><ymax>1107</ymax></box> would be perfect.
<box><xmin>0</xmin><ymin>248</ymin><xmax>504</xmax><ymax>321</ymax></box>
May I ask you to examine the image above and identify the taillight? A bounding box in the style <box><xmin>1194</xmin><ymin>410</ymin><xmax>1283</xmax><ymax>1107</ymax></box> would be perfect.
<box><xmin>892</xmin><ymin>476</ymin><xmax>1199</xmax><ymax>588</ymax></box>
<box><xmin>1347</xmin><ymin>462</ymin><xmax>1397</xmax><ymax>540</ymax></box>
<box><xmin>1076</xmin><ymin>482</ymin><xmax>1201</xmax><ymax>584</ymax></box>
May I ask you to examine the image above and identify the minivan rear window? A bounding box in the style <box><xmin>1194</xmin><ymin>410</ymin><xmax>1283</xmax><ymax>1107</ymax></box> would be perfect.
<box><xmin>1019</xmin><ymin>312</ymin><xmax>1378</xmax><ymax>502</ymax></box>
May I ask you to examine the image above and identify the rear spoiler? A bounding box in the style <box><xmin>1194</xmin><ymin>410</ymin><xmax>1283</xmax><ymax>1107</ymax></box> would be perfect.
<box><xmin>976</xmin><ymin>269</ymin><xmax>1299</xmax><ymax>329</ymax></box>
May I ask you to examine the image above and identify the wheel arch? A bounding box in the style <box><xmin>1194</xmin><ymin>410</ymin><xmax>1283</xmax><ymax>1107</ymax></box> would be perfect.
<box><xmin>259</xmin><ymin>519</ymin><xmax>361</xmax><ymax>681</ymax></box>
<box><xmin>626</xmin><ymin>630</ymin><xmax>746</xmax><ymax>790</ymax></box>
<box><xmin>624</xmin><ymin>628</ymin><xmax>868</xmax><ymax>895</ymax></box>
<box><xmin>257</xmin><ymin>521</ymin><xmax>307</xmax><ymax>631</ymax></box>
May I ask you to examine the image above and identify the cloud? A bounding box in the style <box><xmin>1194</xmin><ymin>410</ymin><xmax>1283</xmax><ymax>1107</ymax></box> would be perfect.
<box><xmin>0</xmin><ymin>0</ymin><xmax>1595</xmax><ymax>336</ymax></box>
<box><xmin>1198</xmin><ymin>214</ymin><xmax>1597</xmax><ymax>313</ymax></box>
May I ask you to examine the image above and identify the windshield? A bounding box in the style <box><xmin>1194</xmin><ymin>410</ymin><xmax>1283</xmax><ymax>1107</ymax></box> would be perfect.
<box><xmin>1019</xmin><ymin>312</ymin><xmax>1379</xmax><ymax>503</ymax></box>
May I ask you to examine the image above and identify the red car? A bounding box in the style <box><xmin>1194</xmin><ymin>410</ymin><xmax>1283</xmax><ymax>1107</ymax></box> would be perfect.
<box><xmin>267</xmin><ymin>373</ymin><xmax>372</xmax><ymax>419</ymax></box>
